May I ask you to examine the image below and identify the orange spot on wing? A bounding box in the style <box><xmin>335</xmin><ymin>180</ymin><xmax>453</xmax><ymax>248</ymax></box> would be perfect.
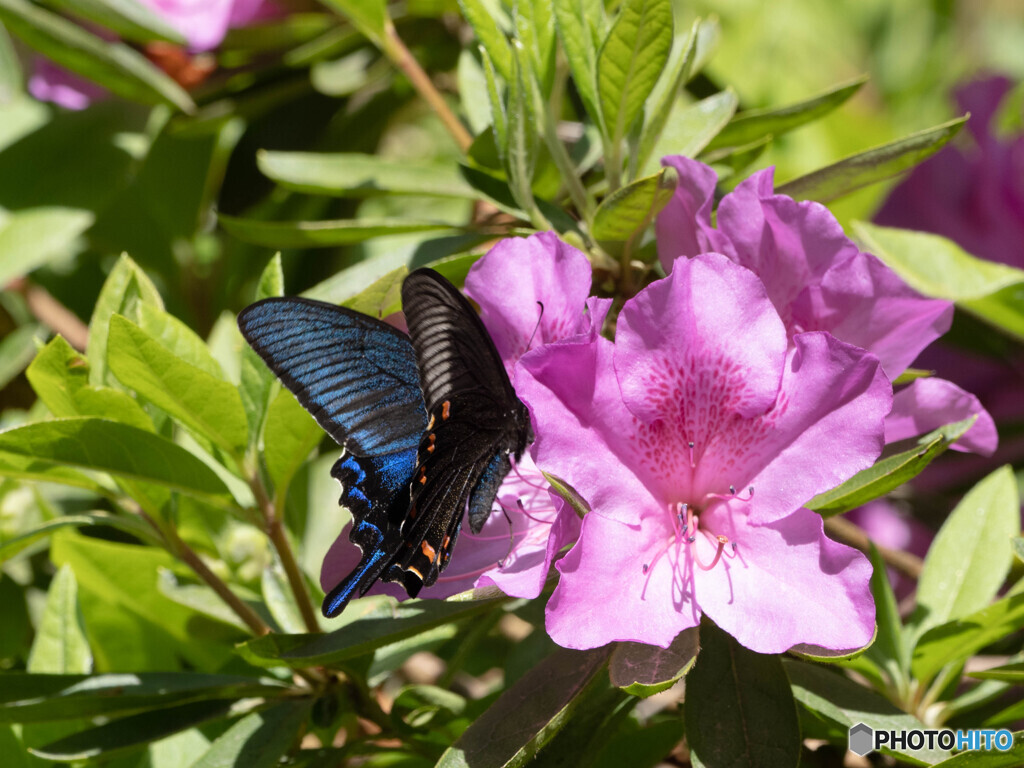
<box><xmin>421</xmin><ymin>540</ymin><xmax>437</xmax><ymax>561</ymax></box>
<box><xmin>441</xmin><ymin>401</ymin><xmax>451</xmax><ymax>420</ymax></box>
<box><xmin>427</xmin><ymin>433</ymin><xmax>436</xmax><ymax>453</ymax></box>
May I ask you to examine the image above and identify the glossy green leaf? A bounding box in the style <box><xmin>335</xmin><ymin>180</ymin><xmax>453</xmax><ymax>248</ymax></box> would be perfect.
<box><xmin>609</xmin><ymin>627</ymin><xmax>698</xmax><ymax>697</ymax></box>
<box><xmin>0</xmin><ymin>207</ymin><xmax>94</xmax><ymax>287</ymax></box>
<box><xmin>591</xmin><ymin>165</ymin><xmax>677</xmax><ymax>241</ymax></box>
<box><xmin>0</xmin><ymin>512</ymin><xmax>159</xmax><ymax>561</ymax></box>
<box><xmin>596</xmin><ymin>0</ymin><xmax>673</xmax><ymax>146</ymax></box>
<box><xmin>806</xmin><ymin>416</ymin><xmax>976</xmax><ymax>516</ymax></box>
<box><xmin>634</xmin><ymin>21</ymin><xmax>698</xmax><ymax>173</ymax></box>
<box><xmin>705</xmin><ymin>76</ymin><xmax>866</xmax><ymax>151</ymax></box>
<box><xmin>136</xmin><ymin>303</ymin><xmax>226</xmax><ymax>380</ymax></box>
<box><xmin>263</xmin><ymin>389</ymin><xmax>324</xmax><ymax>499</ymax></box>
<box><xmin>26</xmin><ymin>565</ymin><xmax>92</xmax><ymax>675</ymax></box>
<box><xmin>640</xmin><ymin>89</ymin><xmax>737</xmax><ymax>176</ymax></box>
<box><xmin>685</xmin><ymin>621</ymin><xmax>800</xmax><ymax>768</ymax></box>
<box><xmin>553</xmin><ymin>0</ymin><xmax>604</xmax><ymax>121</ymax></box>
<box><xmin>107</xmin><ymin>316</ymin><xmax>248</xmax><ymax>455</ymax></box>
<box><xmin>784</xmin><ymin>659</ymin><xmax>949</xmax><ymax>763</ymax></box>
<box><xmin>257</xmin><ymin>151</ymin><xmax>480</xmax><ymax>199</ymax></box>
<box><xmin>27</xmin><ymin>335</ymin><xmax>153</xmax><ymax>432</ymax></box>
<box><xmin>43</xmin><ymin>0</ymin><xmax>186</xmax><ymax>45</ymax></box>
<box><xmin>319</xmin><ymin>0</ymin><xmax>387</xmax><ymax>45</ymax></box>
<box><xmin>457</xmin><ymin>0</ymin><xmax>512</xmax><ymax>80</ymax></box>
<box><xmin>913</xmin><ymin>466</ymin><xmax>1019</xmax><ymax>637</ymax></box>
<box><xmin>238</xmin><ymin>598</ymin><xmax>506</xmax><ymax>668</ymax></box>
<box><xmin>912</xmin><ymin>594</ymin><xmax>1024</xmax><ymax>685</ymax></box>
<box><xmin>191</xmin><ymin>702</ymin><xmax>310</xmax><ymax>768</ymax></box>
<box><xmin>240</xmin><ymin>255</ymin><xmax>285</xmax><ymax>451</ymax></box>
<box><xmin>776</xmin><ymin>115</ymin><xmax>967</xmax><ymax>203</ymax></box>
<box><xmin>854</xmin><ymin>222</ymin><xmax>1024</xmax><ymax>341</ymax></box>
<box><xmin>29</xmin><ymin>699</ymin><xmax>243</xmax><ymax>760</ymax></box>
<box><xmin>87</xmin><ymin>253</ymin><xmax>164</xmax><ymax>387</ymax></box>
<box><xmin>0</xmin><ymin>0</ymin><xmax>193</xmax><ymax>111</ymax></box>
<box><xmin>218</xmin><ymin>214</ymin><xmax>453</xmax><ymax>249</ymax></box>
<box><xmin>0</xmin><ymin>672</ymin><xmax>289</xmax><ymax>723</ymax></box>
<box><xmin>0</xmin><ymin>418</ymin><xmax>232</xmax><ymax>502</ymax></box>
<box><xmin>437</xmin><ymin>647</ymin><xmax>612</xmax><ymax>768</ymax></box>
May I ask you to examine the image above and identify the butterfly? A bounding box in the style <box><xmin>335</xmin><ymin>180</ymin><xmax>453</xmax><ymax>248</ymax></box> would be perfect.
<box><xmin>238</xmin><ymin>268</ymin><xmax>532</xmax><ymax>618</ymax></box>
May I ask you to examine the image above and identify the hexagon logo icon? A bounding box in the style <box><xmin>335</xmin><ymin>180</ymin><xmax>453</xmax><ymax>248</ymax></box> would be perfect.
<box><xmin>849</xmin><ymin>722</ymin><xmax>874</xmax><ymax>756</ymax></box>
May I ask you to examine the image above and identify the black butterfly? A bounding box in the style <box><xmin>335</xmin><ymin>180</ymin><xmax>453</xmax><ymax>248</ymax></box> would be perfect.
<box><xmin>238</xmin><ymin>268</ymin><xmax>532</xmax><ymax>617</ymax></box>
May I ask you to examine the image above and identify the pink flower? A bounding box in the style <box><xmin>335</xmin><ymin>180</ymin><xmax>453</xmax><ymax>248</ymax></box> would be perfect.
<box><xmin>321</xmin><ymin>233</ymin><xmax>601</xmax><ymax>603</ymax></box>
<box><xmin>28</xmin><ymin>59</ymin><xmax>108</xmax><ymax>111</ymax></box>
<box><xmin>516</xmin><ymin>253</ymin><xmax>891</xmax><ymax>653</ymax></box>
<box><xmin>656</xmin><ymin>156</ymin><xmax>996</xmax><ymax>456</ymax></box>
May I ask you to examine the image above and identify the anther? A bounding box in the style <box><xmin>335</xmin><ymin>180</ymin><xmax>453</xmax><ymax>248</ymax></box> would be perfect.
<box><xmin>687</xmin><ymin>441</ymin><xmax>696</xmax><ymax>467</ymax></box>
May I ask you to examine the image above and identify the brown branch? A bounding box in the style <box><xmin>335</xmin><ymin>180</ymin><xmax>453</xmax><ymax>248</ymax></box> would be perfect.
<box><xmin>824</xmin><ymin>515</ymin><xmax>924</xmax><ymax>580</ymax></box>
<box><xmin>7</xmin><ymin>278</ymin><xmax>89</xmax><ymax>351</ymax></box>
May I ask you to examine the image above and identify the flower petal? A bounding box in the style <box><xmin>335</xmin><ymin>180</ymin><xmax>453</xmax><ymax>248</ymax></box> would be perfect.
<box><xmin>656</xmin><ymin>156</ymin><xmax>734</xmax><ymax>268</ymax></box>
<box><xmin>885</xmin><ymin>377</ymin><xmax>998</xmax><ymax>456</ymax></box>
<box><xmin>695</xmin><ymin>506</ymin><xmax>875</xmax><ymax>654</ymax></box>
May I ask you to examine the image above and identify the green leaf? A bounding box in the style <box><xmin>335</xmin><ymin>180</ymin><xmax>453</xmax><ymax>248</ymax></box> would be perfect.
<box><xmin>705</xmin><ymin>76</ymin><xmax>867</xmax><ymax>151</ymax></box>
<box><xmin>263</xmin><ymin>390</ymin><xmax>324</xmax><ymax>499</ymax></box>
<box><xmin>0</xmin><ymin>324</ymin><xmax>42</xmax><ymax>392</ymax></box>
<box><xmin>457</xmin><ymin>0</ymin><xmax>512</xmax><ymax>81</ymax></box>
<box><xmin>913</xmin><ymin>466</ymin><xmax>1019</xmax><ymax>637</ymax></box>
<box><xmin>0</xmin><ymin>207</ymin><xmax>94</xmax><ymax>286</ymax></box>
<box><xmin>0</xmin><ymin>673</ymin><xmax>289</xmax><ymax>723</ymax></box>
<box><xmin>240</xmin><ymin>255</ymin><xmax>285</xmax><ymax>451</ymax></box>
<box><xmin>634</xmin><ymin>21</ymin><xmax>698</xmax><ymax>173</ymax></box>
<box><xmin>437</xmin><ymin>647</ymin><xmax>612</xmax><ymax>767</ymax></box>
<box><xmin>864</xmin><ymin>544</ymin><xmax>909</xmax><ymax>683</ymax></box>
<box><xmin>261</xmin><ymin>564</ymin><xmax>307</xmax><ymax>635</ymax></box>
<box><xmin>238</xmin><ymin>598</ymin><xmax>507</xmax><ymax>668</ymax></box>
<box><xmin>27</xmin><ymin>335</ymin><xmax>153</xmax><ymax>432</ymax></box>
<box><xmin>775</xmin><ymin>115</ymin><xmax>967</xmax><ymax>203</ymax></box>
<box><xmin>218</xmin><ymin>214</ymin><xmax>454</xmax><ymax>249</ymax></box>
<box><xmin>136</xmin><ymin>303</ymin><xmax>226</xmax><ymax>380</ymax></box>
<box><xmin>319</xmin><ymin>0</ymin><xmax>387</xmax><ymax>45</ymax></box>
<box><xmin>553</xmin><ymin>0</ymin><xmax>604</xmax><ymax>122</ymax></box>
<box><xmin>591</xmin><ymin>165</ymin><xmax>677</xmax><ymax>242</ymax></box>
<box><xmin>0</xmin><ymin>512</ymin><xmax>159</xmax><ymax>561</ymax></box>
<box><xmin>596</xmin><ymin>0</ymin><xmax>673</xmax><ymax>146</ymax></box>
<box><xmin>190</xmin><ymin>702</ymin><xmax>310</xmax><ymax>768</ymax></box>
<box><xmin>0</xmin><ymin>418</ymin><xmax>233</xmax><ymax>502</ymax></box>
<box><xmin>912</xmin><ymin>594</ymin><xmax>1024</xmax><ymax>686</ymax></box>
<box><xmin>108</xmin><ymin>315</ymin><xmax>249</xmax><ymax>455</ymax></box>
<box><xmin>542</xmin><ymin>471</ymin><xmax>590</xmax><ymax>519</ymax></box>
<box><xmin>505</xmin><ymin>44</ymin><xmax>539</xmax><ymax>218</ymax></box>
<box><xmin>968</xmin><ymin>661</ymin><xmax>1024</xmax><ymax>683</ymax></box>
<box><xmin>515</xmin><ymin>0</ymin><xmax>556</xmax><ymax>93</ymax></box>
<box><xmin>640</xmin><ymin>89</ymin><xmax>737</xmax><ymax>176</ymax></box>
<box><xmin>341</xmin><ymin>266</ymin><xmax>407</xmax><ymax>317</ymax></box>
<box><xmin>784</xmin><ymin>659</ymin><xmax>949</xmax><ymax>764</ymax></box>
<box><xmin>87</xmin><ymin>253</ymin><xmax>164</xmax><ymax>387</ymax></box>
<box><xmin>257</xmin><ymin>152</ymin><xmax>480</xmax><ymax>199</ymax></box>
<box><xmin>608</xmin><ymin>627</ymin><xmax>698</xmax><ymax>697</ymax></box>
<box><xmin>853</xmin><ymin>222</ymin><xmax>1024</xmax><ymax>341</ymax></box>
<box><xmin>29</xmin><ymin>699</ymin><xmax>244</xmax><ymax>761</ymax></box>
<box><xmin>480</xmin><ymin>49</ymin><xmax>507</xmax><ymax>164</ymax></box>
<box><xmin>806</xmin><ymin>417</ymin><xmax>976</xmax><ymax>516</ymax></box>
<box><xmin>0</xmin><ymin>0</ymin><xmax>193</xmax><ymax>111</ymax></box>
<box><xmin>43</xmin><ymin>0</ymin><xmax>186</xmax><ymax>45</ymax></box>
<box><xmin>685</xmin><ymin>621</ymin><xmax>800</xmax><ymax>768</ymax></box>
<box><xmin>929</xmin><ymin>733</ymin><xmax>1024</xmax><ymax>768</ymax></box>
<box><xmin>26</xmin><ymin>565</ymin><xmax>92</xmax><ymax>675</ymax></box>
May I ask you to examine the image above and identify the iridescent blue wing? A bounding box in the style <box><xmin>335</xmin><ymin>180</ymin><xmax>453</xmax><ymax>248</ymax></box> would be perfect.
<box><xmin>387</xmin><ymin>269</ymin><xmax>532</xmax><ymax>595</ymax></box>
<box><xmin>237</xmin><ymin>297</ymin><xmax>427</xmax><ymax>617</ymax></box>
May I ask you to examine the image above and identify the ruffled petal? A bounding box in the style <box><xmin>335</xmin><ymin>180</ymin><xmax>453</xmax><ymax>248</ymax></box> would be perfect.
<box><xmin>656</xmin><ymin>156</ymin><xmax>734</xmax><ymax>268</ymax></box>
<box><xmin>885</xmin><ymin>377</ymin><xmax>998</xmax><ymax>456</ymax></box>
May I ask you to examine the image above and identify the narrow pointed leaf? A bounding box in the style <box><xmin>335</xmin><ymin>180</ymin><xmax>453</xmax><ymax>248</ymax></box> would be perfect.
<box><xmin>505</xmin><ymin>45</ymin><xmax>538</xmax><ymax>216</ymax></box>
<box><xmin>43</xmin><ymin>0</ymin><xmax>186</xmax><ymax>45</ymax></box>
<box><xmin>0</xmin><ymin>0</ymin><xmax>193</xmax><ymax>111</ymax></box>
<box><xmin>775</xmin><ymin>115</ymin><xmax>967</xmax><ymax>203</ymax></box>
<box><xmin>968</xmin><ymin>661</ymin><xmax>1024</xmax><ymax>683</ymax></box>
<box><xmin>107</xmin><ymin>316</ymin><xmax>249</xmax><ymax>454</ymax></box>
<box><xmin>218</xmin><ymin>214</ymin><xmax>453</xmax><ymax>248</ymax></box>
<box><xmin>480</xmin><ymin>48</ymin><xmax>508</xmax><ymax>163</ymax></box>
<box><xmin>596</xmin><ymin>0</ymin><xmax>673</xmax><ymax>145</ymax></box>
<box><xmin>635</xmin><ymin>21</ymin><xmax>698</xmax><ymax>173</ymax></box>
<box><xmin>319</xmin><ymin>0</ymin><xmax>387</xmax><ymax>45</ymax></box>
<box><xmin>457</xmin><ymin>0</ymin><xmax>512</xmax><ymax>80</ymax></box>
<box><xmin>706</xmin><ymin>76</ymin><xmax>867</xmax><ymax>150</ymax></box>
<box><xmin>26</xmin><ymin>566</ymin><xmax>92</xmax><ymax>675</ymax></box>
<box><xmin>553</xmin><ymin>0</ymin><xmax>604</xmax><ymax>121</ymax></box>
<box><xmin>437</xmin><ymin>647</ymin><xmax>612</xmax><ymax>767</ymax></box>
<box><xmin>685</xmin><ymin>621</ymin><xmax>800</xmax><ymax>768</ymax></box>
<box><xmin>257</xmin><ymin>152</ymin><xmax>479</xmax><ymax>198</ymax></box>
<box><xmin>0</xmin><ymin>513</ymin><xmax>159</xmax><ymax>561</ymax></box>
<box><xmin>865</xmin><ymin>543</ymin><xmax>909</xmax><ymax>682</ymax></box>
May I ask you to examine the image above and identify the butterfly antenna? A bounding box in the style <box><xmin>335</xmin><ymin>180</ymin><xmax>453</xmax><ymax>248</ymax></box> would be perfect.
<box><xmin>525</xmin><ymin>301</ymin><xmax>545</xmax><ymax>351</ymax></box>
<box><xmin>497</xmin><ymin>501</ymin><xmax>516</xmax><ymax>567</ymax></box>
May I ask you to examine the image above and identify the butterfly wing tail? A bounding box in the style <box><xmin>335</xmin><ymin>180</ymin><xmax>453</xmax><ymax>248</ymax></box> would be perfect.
<box><xmin>322</xmin><ymin>519</ymin><xmax>402</xmax><ymax>617</ymax></box>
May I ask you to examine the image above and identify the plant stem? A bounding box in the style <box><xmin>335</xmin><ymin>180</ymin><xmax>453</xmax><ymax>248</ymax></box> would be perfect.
<box><xmin>381</xmin><ymin>23</ymin><xmax>472</xmax><ymax>153</ymax></box>
<box><xmin>824</xmin><ymin>515</ymin><xmax>924</xmax><ymax>579</ymax></box>
<box><xmin>249</xmin><ymin>473</ymin><xmax>322</xmax><ymax>634</ymax></box>
<box><xmin>7</xmin><ymin>277</ymin><xmax>89</xmax><ymax>351</ymax></box>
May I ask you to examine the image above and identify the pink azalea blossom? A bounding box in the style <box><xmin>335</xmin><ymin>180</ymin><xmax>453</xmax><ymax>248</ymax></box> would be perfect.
<box><xmin>320</xmin><ymin>233</ymin><xmax>601</xmax><ymax>603</ymax></box>
<box><xmin>516</xmin><ymin>253</ymin><xmax>890</xmax><ymax>653</ymax></box>
<box><xmin>656</xmin><ymin>155</ymin><xmax>996</xmax><ymax>456</ymax></box>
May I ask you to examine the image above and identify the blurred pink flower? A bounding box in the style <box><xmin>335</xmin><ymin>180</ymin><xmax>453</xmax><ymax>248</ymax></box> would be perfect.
<box><xmin>656</xmin><ymin>155</ymin><xmax>996</xmax><ymax>457</ymax></box>
<box><xmin>517</xmin><ymin>253</ymin><xmax>890</xmax><ymax>652</ymax></box>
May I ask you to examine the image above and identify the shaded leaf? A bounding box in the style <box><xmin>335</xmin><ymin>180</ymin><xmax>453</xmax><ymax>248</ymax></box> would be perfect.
<box><xmin>319</xmin><ymin>0</ymin><xmax>387</xmax><ymax>45</ymax></box>
<box><xmin>929</xmin><ymin>733</ymin><xmax>1024</xmax><ymax>767</ymax></box>
<box><xmin>0</xmin><ymin>512</ymin><xmax>159</xmax><ymax>561</ymax></box>
<box><xmin>592</xmin><ymin>165</ymin><xmax>677</xmax><ymax>242</ymax></box>
<box><xmin>552</xmin><ymin>0</ymin><xmax>604</xmax><ymax>121</ymax></box>
<box><xmin>191</xmin><ymin>702</ymin><xmax>311</xmax><ymax>768</ymax></box>
<box><xmin>44</xmin><ymin>0</ymin><xmax>186</xmax><ymax>45</ymax></box>
<box><xmin>968</xmin><ymin>661</ymin><xmax>1024</xmax><ymax>683</ymax></box>
<box><xmin>26</xmin><ymin>565</ymin><xmax>92</xmax><ymax>675</ymax></box>
<box><xmin>0</xmin><ymin>324</ymin><xmax>42</xmax><ymax>391</ymax></box>
<box><xmin>609</xmin><ymin>627</ymin><xmax>698</xmax><ymax>697</ymax></box>
<box><xmin>0</xmin><ymin>207</ymin><xmax>94</xmax><ymax>287</ymax></box>
<box><xmin>218</xmin><ymin>214</ymin><xmax>453</xmax><ymax>249</ymax></box>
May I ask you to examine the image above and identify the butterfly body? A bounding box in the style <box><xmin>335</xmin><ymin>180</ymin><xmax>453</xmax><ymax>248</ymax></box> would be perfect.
<box><xmin>238</xmin><ymin>268</ymin><xmax>531</xmax><ymax>618</ymax></box>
